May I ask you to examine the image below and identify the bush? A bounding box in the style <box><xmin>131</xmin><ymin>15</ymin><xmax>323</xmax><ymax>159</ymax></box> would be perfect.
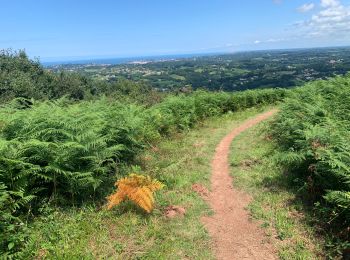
<box><xmin>269</xmin><ymin>75</ymin><xmax>350</xmax><ymax>251</ymax></box>
<box><xmin>0</xmin><ymin>49</ymin><xmax>163</xmax><ymax>104</ymax></box>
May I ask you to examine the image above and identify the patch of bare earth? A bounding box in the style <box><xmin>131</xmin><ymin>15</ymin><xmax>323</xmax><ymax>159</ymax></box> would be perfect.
<box><xmin>165</xmin><ymin>205</ymin><xmax>186</xmax><ymax>218</ymax></box>
<box><xmin>202</xmin><ymin>110</ymin><xmax>278</xmax><ymax>260</ymax></box>
<box><xmin>192</xmin><ymin>183</ymin><xmax>209</xmax><ymax>198</ymax></box>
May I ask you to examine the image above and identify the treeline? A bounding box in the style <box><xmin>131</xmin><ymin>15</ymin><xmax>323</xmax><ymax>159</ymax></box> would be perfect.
<box><xmin>270</xmin><ymin>75</ymin><xmax>350</xmax><ymax>254</ymax></box>
<box><xmin>0</xmin><ymin>88</ymin><xmax>287</xmax><ymax>257</ymax></box>
<box><xmin>0</xmin><ymin>49</ymin><xmax>161</xmax><ymax>105</ymax></box>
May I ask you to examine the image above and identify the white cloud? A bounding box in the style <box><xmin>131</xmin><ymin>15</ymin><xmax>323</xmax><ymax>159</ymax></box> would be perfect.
<box><xmin>321</xmin><ymin>0</ymin><xmax>340</xmax><ymax>8</ymax></box>
<box><xmin>250</xmin><ymin>0</ymin><xmax>349</xmax><ymax>47</ymax></box>
<box><xmin>297</xmin><ymin>3</ymin><xmax>315</xmax><ymax>12</ymax></box>
<box><xmin>295</xmin><ymin>0</ymin><xmax>350</xmax><ymax>39</ymax></box>
<box><xmin>267</xmin><ymin>38</ymin><xmax>285</xmax><ymax>42</ymax></box>
<box><xmin>253</xmin><ymin>38</ymin><xmax>286</xmax><ymax>45</ymax></box>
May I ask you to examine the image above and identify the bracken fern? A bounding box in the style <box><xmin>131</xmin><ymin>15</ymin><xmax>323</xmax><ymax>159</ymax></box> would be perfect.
<box><xmin>270</xmin><ymin>74</ymin><xmax>350</xmax><ymax>255</ymax></box>
<box><xmin>107</xmin><ymin>174</ymin><xmax>164</xmax><ymax>213</ymax></box>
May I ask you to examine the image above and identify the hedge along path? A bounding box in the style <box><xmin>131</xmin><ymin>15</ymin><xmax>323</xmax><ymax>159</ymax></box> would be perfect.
<box><xmin>202</xmin><ymin>109</ymin><xmax>278</xmax><ymax>260</ymax></box>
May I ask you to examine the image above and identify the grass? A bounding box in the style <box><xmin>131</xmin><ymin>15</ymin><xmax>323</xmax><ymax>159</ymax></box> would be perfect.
<box><xmin>229</xmin><ymin>121</ymin><xmax>325</xmax><ymax>259</ymax></box>
<box><xmin>21</xmin><ymin>106</ymin><xmax>275</xmax><ymax>259</ymax></box>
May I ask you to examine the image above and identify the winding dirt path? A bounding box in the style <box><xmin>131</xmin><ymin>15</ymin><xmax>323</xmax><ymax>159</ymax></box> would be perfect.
<box><xmin>202</xmin><ymin>109</ymin><xmax>278</xmax><ymax>260</ymax></box>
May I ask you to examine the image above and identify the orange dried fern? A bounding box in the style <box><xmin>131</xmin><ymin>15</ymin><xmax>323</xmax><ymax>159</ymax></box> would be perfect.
<box><xmin>106</xmin><ymin>174</ymin><xmax>164</xmax><ymax>213</ymax></box>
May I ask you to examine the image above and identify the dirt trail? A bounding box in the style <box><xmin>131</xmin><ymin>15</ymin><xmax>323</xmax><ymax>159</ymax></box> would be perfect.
<box><xmin>202</xmin><ymin>109</ymin><xmax>278</xmax><ymax>260</ymax></box>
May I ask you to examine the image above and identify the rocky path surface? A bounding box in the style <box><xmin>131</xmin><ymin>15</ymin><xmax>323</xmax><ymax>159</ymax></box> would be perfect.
<box><xmin>202</xmin><ymin>110</ymin><xmax>278</xmax><ymax>260</ymax></box>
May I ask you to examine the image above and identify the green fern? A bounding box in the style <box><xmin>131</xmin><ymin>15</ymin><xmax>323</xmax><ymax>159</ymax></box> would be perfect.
<box><xmin>269</xmin><ymin>74</ymin><xmax>350</xmax><ymax>247</ymax></box>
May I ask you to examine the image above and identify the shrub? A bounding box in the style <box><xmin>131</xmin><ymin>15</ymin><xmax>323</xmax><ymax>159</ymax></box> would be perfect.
<box><xmin>0</xmin><ymin>89</ymin><xmax>286</xmax><ymax>208</ymax></box>
<box><xmin>269</xmin><ymin>75</ymin><xmax>350</xmax><ymax>251</ymax></box>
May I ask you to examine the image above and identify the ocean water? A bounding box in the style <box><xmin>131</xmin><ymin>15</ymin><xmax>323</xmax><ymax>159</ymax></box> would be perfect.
<box><xmin>43</xmin><ymin>53</ymin><xmax>215</xmax><ymax>67</ymax></box>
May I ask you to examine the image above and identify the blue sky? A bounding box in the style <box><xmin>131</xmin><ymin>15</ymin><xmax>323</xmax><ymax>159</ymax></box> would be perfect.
<box><xmin>1</xmin><ymin>0</ymin><xmax>350</xmax><ymax>61</ymax></box>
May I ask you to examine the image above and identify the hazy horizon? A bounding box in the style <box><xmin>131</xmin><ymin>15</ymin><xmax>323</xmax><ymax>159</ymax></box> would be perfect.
<box><xmin>38</xmin><ymin>45</ymin><xmax>349</xmax><ymax>66</ymax></box>
<box><xmin>1</xmin><ymin>0</ymin><xmax>350</xmax><ymax>61</ymax></box>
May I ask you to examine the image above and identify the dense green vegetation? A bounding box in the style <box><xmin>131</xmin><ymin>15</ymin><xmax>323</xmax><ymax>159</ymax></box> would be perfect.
<box><xmin>16</xmin><ymin>107</ymin><xmax>276</xmax><ymax>259</ymax></box>
<box><xmin>0</xmin><ymin>50</ymin><xmax>161</xmax><ymax>104</ymax></box>
<box><xmin>1</xmin><ymin>49</ymin><xmax>350</xmax><ymax>258</ymax></box>
<box><xmin>53</xmin><ymin>47</ymin><xmax>350</xmax><ymax>91</ymax></box>
<box><xmin>0</xmin><ymin>49</ymin><xmax>92</xmax><ymax>101</ymax></box>
<box><xmin>0</xmin><ymin>87</ymin><xmax>286</xmax><ymax>256</ymax></box>
<box><xmin>270</xmin><ymin>75</ymin><xmax>350</xmax><ymax>255</ymax></box>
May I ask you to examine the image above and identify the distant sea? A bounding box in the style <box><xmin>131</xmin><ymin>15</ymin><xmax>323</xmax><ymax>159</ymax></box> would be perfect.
<box><xmin>42</xmin><ymin>53</ymin><xmax>216</xmax><ymax>67</ymax></box>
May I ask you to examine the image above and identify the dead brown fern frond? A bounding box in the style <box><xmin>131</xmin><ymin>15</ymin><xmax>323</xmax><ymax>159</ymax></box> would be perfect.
<box><xmin>106</xmin><ymin>174</ymin><xmax>164</xmax><ymax>213</ymax></box>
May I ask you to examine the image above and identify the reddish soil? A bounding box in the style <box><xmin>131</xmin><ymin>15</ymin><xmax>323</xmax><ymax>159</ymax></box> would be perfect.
<box><xmin>202</xmin><ymin>110</ymin><xmax>278</xmax><ymax>260</ymax></box>
<box><xmin>164</xmin><ymin>205</ymin><xmax>186</xmax><ymax>218</ymax></box>
<box><xmin>192</xmin><ymin>183</ymin><xmax>210</xmax><ymax>198</ymax></box>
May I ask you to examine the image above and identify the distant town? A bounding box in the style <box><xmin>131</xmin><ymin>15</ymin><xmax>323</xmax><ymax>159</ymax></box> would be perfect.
<box><xmin>48</xmin><ymin>46</ymin><xmax>350</xmax><ymax>91</ymax></box>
